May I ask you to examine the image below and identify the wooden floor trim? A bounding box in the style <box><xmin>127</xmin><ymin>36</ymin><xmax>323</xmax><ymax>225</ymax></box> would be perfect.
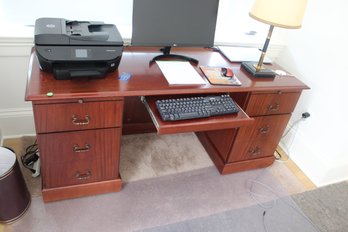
<box><xmin>276</xmin><ymin>146</ymin><xmax>316</xmax><ymax>190</ymax></box>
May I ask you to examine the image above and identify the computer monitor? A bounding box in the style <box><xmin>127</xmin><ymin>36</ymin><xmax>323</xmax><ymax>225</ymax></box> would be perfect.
<box><xmin>132</xmin><ymin>0</ymin><xmax>219</xmax><ymax>64</ymax></box>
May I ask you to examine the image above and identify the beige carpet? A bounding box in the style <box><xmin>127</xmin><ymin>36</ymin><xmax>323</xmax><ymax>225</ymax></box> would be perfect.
<box><xmin>120</xmin><ymin>133</ymin><xmax>213</xmax><ymax>182</ymax></box>
<box><xmin>2</xmin><ymin>132</ymin><xmax>214</xmax><ymax>197</ymax></box>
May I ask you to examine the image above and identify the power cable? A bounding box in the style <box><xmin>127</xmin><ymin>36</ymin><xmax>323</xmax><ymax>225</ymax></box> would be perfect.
<box><xmin>246</xmin><ymin>177</ymin><xmax>319</xmax><ymax>232</ymax></box>
<box><xmin>21</xmin><ymin>139</ymin><xmax>39</xmax><ymax>174</ymax></box>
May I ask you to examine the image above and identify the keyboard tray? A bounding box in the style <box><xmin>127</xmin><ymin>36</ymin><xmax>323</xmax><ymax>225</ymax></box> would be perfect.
<box><xmin>143</xmin><ymin>95</ymin><xmax>254</xmax><ymax>135</ymax></box>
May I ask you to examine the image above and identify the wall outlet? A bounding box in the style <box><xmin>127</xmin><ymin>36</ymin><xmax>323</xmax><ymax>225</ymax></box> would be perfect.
<box><xmin>302</xmin><ymin>112</ymin><xmax>310</xmax><ymax>118</ymax></box>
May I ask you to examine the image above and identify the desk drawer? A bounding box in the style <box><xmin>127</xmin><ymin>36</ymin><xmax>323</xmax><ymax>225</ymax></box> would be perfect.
<box><xmin>228</xmin><ymin>137</ymin><xmax>279</xmax><ymax>162</ymax></box>
<box><xmin>243</xmin><ymin>138</ymin><xmax>280</xmax><ymax>160</ymax></box>
<box><xmin>38</xmin><ymin>128</ymin><xmax>120</xmax><ymax>188</ymax></box>
<box><xmin>234</xmin><ymin>114</ymin><xmax>291</xmax><ymax>143</ymax></box>
<box><xmin>245</xmin><ymin>92</ymin><xmax>301</xmax><ymax>116</ymax></box>
<box><xmin>228</xmin><ymin>114</ymin><xmax>290</xmax><ymax>162</ymax></box>
<box><xmin>43</xmin><ymin>159</ymin><xmax>101</xmax><ymax>188</ymax></box>
<box><xmin>34</xmin><ymin>100</ymin><xmax>123</xmax><ymax>133</ymax></box>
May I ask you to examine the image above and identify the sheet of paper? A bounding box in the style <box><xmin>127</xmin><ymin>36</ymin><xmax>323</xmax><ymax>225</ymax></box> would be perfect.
<box><xmin>218</xmin><ymin>46</ymin><xmax>272</xmax><ymax>63</ymax></box>
<box><xmin>156</xmin><ymin>61</ymin><xmax>206</xmax><ymax>85</ymax></box>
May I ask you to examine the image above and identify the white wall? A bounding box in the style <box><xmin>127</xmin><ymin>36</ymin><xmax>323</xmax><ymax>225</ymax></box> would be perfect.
<box><xmin>276</xmin><ymin>0</ymin><xmax>348</xmax><ymax>186</ymax></box>
<box><xmin>0</xmin><ymin>0</ymin><xmax>272</xmax><ymax>46</ymax></box>
<box><xmin>0</xmin><ymin>39</ymin><xmax>35</xmax><ymax>140</ymax></box>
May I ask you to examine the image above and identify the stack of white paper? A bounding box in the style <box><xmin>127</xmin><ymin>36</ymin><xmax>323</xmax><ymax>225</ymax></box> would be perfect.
<box><xmin>156</xmin><ymin>61</ymin><xmax>206</xmax><ymax>85</ymax></box>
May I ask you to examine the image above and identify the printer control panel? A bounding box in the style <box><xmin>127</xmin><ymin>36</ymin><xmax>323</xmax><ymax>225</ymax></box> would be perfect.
<box><xmin>36</xmin><ymin>46</ymin><xmax>123</xmax><ymax>61</ymax></box>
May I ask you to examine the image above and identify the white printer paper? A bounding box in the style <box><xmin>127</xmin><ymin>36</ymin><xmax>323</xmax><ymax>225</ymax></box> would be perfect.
<box><xmin>156</xmin><ymin>61</ymin><xmax>206</xmax><ymax>85</ymax></box>
<box><xmin>218</xmin><ymin>46</ymin><xmax>272</xmax><ymax>63</ymax></box>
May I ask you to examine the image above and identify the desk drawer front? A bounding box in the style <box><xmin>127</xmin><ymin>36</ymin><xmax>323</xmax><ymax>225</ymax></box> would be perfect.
<box><xmin>34</xmin><ymin>100</ymin><xmax>123</xmax><ymax>133</ymax></box>
<box><xmin>44</xmin><ymin>159</ymin><xmax>100</xmax><ymax>188</ymax></box>
<box><xmin>228</xmin><ymin>114</ymin><xmax>290</xmax><ymax>162</ymax></box>
<box><xmin>229</xmin><ymin>137</ymin><xmax>279</xmax><ymax>162</ymax></box>
<box><xmin>39</xmin><ymin>128</ymin><xmax>120</xmax><ymax>188</ymax></box>
<box><xmin>243</xmin><ymin>139</ymin><xmax>279</xmax><ymax>160</ymax></box>
<box><xmin>235</xmin><ymin>114</ymin><xmax>291</xmax><ymax>143</ymax></box>
<box><xmin>246</xmin><ymin>92</ymin><xmax>301</xmax><ymax>116</ymax></box>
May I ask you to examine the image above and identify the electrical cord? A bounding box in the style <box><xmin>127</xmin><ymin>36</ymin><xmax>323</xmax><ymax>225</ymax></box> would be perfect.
<box><xmin>274</xmin><ymin>150</ymin><xmax>282</xmax><ymax>160</ymax></box>
<box><xmin>281</xmin><ymin>118</ymin><xmax>303</xmax><ymax>139</ymax></box>
<box><xmin>246</xmin><ymin>176</ymin><xmax>320</xmax><ymax>232</ymax></box>
<box><xmin>21</xmin><ymin>139</ymin><xmax>39</xmax><ymax>173</ymax></box>
<box><xmin>275</xmin><ymin>116</ymin><xmax>305</xmax><ymax>162</ymax></box>
<box><xmin>262</xmin><ymin>211</ymin><xmax>269</xmax><ymax>232</ymax></box>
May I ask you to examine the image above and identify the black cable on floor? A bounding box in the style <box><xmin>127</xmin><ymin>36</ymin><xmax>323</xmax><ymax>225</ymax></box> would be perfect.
<box><xmin>21</xmin><ymin>139</ymin><xmax>39</xmax><ymax>173</ymax></box>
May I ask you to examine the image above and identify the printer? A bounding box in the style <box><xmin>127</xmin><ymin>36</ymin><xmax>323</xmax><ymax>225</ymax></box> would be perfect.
<box><xmin>34</xmin><ymin>18</ymin><xmax>123</xmax><ymax>80</ymax></box>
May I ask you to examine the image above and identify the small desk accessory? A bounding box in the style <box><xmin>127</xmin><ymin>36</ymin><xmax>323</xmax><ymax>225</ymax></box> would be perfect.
<box><xmin>200</xmin><ymin>66</ymin><xmax>241</xmax><ymax>86</ymax></box>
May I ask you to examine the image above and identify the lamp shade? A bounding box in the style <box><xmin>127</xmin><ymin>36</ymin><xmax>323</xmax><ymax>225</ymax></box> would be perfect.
<box><xmin>249</xmin><ymin>0</ymin><xmax>308</xmax><ymax>29</ymax></box>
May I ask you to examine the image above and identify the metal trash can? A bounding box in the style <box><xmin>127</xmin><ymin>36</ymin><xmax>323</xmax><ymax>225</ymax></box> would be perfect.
<box><xmin>0</xmin><ymin>147</ymin><xmax>31</xmax><ymax>223</ymax></box>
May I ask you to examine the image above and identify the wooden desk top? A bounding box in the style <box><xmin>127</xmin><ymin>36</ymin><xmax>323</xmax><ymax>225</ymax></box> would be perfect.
<box><xmin>25</xmin><ymin>46</ymin><xmax>309</xmax><ymax>101</ymax></box>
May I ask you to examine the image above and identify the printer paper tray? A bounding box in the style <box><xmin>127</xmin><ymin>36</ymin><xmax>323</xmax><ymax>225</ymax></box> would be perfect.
<box><xmin>53</xmin><ymin>62</ymin><xmax>109</xmax><ymax>80</ymax></box>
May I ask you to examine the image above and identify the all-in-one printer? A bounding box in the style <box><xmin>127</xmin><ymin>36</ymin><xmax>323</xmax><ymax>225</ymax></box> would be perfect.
<box><xmin>34</xmin><ymin>18</ymin><xmax>123</xmax><ymax>80</ymax></box>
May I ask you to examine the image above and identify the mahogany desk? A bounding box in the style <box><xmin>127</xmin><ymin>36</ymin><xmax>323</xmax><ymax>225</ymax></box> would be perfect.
<box><xmin>25</xmin><ymin>47</ymin><xmax>309</xmax><ymax>202</ymax></box>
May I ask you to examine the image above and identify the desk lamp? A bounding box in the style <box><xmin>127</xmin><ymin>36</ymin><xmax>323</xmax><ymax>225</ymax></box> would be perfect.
<box><xmin>241</xmin><ymin>0</ymin><xmax>307</xmax><ymax>77</ymax></box>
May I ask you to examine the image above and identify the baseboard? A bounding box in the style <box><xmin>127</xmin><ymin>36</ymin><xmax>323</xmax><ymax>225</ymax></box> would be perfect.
<box><xmin>279</xmin><ymin>124</ymin><xmax>348</xmax><ymax>187</ymax></box>
<box><xmin>42</xmin><ymin>179</ymin><xmax>123</xmax><ymax>202</ymax></box>
<box><xmin>0</xmin><ymin>107</ymin><xmax>36</xmax><ymax>138</ymax></box>
<box><xmin>276</xmin><ymin>146</ymin><xmax>317</xmax><ymax>190</ymax></box>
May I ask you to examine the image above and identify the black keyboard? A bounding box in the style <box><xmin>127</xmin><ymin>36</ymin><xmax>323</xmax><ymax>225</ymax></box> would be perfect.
<box><xmin>156</xmin><ymin>94</ymin><xmax>239</xmax><ymax>121</ymax></box>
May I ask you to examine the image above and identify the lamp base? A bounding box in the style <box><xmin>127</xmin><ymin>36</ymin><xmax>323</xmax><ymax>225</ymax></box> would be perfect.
<box><xmin>241</xmin><ymin>62</ymin><xmax>276</xmax><ymax>78</ymax></box>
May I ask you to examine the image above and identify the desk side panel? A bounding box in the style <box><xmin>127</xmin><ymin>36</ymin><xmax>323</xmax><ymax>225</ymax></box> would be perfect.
<box><xmin>122</xmin><ymin>96</ymin><xmax>156</xmax><ymax>134</ymax></box>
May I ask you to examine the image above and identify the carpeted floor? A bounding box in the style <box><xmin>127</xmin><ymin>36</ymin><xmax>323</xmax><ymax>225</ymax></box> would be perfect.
<box><xmin>2</xmin><ymin>133</ymin><xmax>346</xmax><ymax>231</ymax></box>
<box><xmin>292</xmin><ymin>181</ymin><xmax>348</xmax><ymax>232</ymax></box>
<box><xmin>136</xmin><ymin>196</ymin><xmax>319</xmax><ymax>232</ymax></box>
<box><xmin>131</xmin><ymin>180</ymin><xmax>348</xmax><ymax>232</ymax></box>
<box><xmin>5</xmin><ymin>166</ymin><xmax>295</xmax><ymax>232</ymax></box>
<box><xmin>119</xmin><ymin>133</ymin><xmax>213</xmax><ymax>182</ymax></box>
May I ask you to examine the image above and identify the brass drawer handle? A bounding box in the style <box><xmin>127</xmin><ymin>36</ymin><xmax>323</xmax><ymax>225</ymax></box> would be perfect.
<box><xmin>249</xmin><ymin>147</ymin><xmax>261</xmax><ymax>156</ymax></box>
<box><xmin>72</xmin><ymin>115</ymin><xmax>90</xmax><ymax>125</ymax></box>
<box><xmin>75</xmin><ymin>170</ymin><xmax>92</xmax><ymax>180</ymax></box>
<box><xmin>73</xmin><ymin>144</ymin><xmax>91</xmax><ymax>153</ymax></box>
<box><xmin>259</xmin><ymin>126</ymin><xmax>270</xmax><ymax>134</ymax></box>
<box><xmin>268</xmin><ymin>103</ymin><xmax>280</xmax><ymax>112</ymax></box>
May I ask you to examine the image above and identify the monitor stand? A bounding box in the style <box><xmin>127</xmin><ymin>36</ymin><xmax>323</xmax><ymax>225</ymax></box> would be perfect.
<box><xmin>150</xmin><ymin>46</ymin><xmax>199</xmax><ymax>65</ymax></box>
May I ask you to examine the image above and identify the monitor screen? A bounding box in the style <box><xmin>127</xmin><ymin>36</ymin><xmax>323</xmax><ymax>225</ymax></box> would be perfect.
<box><xmin>132</xmin><ymin>0</ymin><xmax>219</xmax><ymax>48</ymax></box>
